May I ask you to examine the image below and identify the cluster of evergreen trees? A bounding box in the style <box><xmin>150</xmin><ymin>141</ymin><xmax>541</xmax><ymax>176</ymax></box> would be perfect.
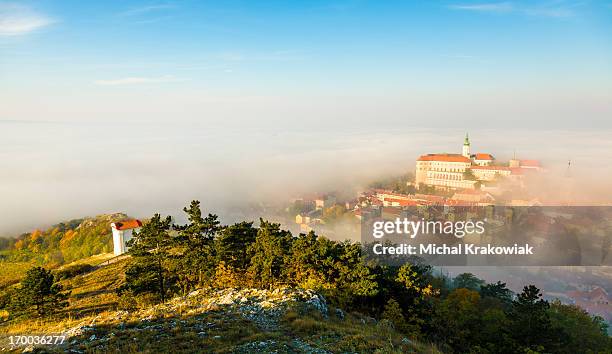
<box><xmin>123</xmin><ymin>200</ymin><xmax>611</xmax><ymax>353</ymax></box>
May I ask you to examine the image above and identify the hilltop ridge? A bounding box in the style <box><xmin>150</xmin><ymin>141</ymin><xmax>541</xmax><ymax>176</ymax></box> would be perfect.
<box><xmin>1</xmin><ymin>213</ymin><xmax>131</xmax><ymax>267</ymax></box>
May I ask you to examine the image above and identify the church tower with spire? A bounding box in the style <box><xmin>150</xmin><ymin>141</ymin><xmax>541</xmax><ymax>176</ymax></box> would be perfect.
<box><xmin>462</xmin><ymin>133</ymin><xmax>471</xmax><ymax>158</ymax></box>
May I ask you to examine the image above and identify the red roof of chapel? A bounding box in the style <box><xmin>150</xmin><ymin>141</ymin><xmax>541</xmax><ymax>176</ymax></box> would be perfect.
<box><xmin>113</xmin><ymin>220</ymin><xmax>143</xmax><ymax>230</ymax></box>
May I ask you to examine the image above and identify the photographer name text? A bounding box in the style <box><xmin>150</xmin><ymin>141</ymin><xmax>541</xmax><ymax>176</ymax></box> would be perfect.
<box><xmin>372</xmin><ymin>243</ymin><xmax>534</xmax><ymax>256</ymax></box>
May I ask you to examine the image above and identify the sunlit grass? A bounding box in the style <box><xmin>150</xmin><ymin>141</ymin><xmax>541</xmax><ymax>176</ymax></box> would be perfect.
<box><xmin>0</xmin><ymin>261</ymin><xmax>32</xmax><ymax>289</ymax></box>
<box><xmin>56</xmin><ymin>253</ymin><xmax>115</xmax><ymax>270</ymax></box>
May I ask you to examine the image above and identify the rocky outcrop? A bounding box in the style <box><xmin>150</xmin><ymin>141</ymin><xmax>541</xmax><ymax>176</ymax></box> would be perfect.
<box><xmin>61</xmin><ymin>287</ymin><xmax>328</xmax><ymax>351</ymax></box>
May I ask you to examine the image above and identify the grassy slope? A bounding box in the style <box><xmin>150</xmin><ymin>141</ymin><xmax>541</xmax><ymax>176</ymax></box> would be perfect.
<box><xmin>0</xmin><ymin>256</ymin><xmax>441</xmax><ymax>353</ymax></box>
<box><xmin>1</xmin><ymin>254</ymin><xmax>127</xmax><ymax>336</ymax></box>
<box><xmin>0</xmin><ymin>262</ymin><xmax>33</xmax><ymax>289</ymax></box>
<box><xmin>56</xmin><ymin>253</ymin><xmax>116</xmax><ymax>269</ymax></box>
<box><xmin>0</xmin><ymin>253</ymin><xmax>116</xmax><ymax>293</ymax></box>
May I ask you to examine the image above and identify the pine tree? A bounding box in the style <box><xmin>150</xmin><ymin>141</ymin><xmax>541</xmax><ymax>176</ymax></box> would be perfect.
<box><xmin>175</xmin><ymin>200</ymin><xmax>221</xmax><ymax>250</ymax></box>
<box><xmin>479</xmin><ymin>281</ymin><xmax>513</xmax><ymax>307</ymax></box>
<box><xmin>174</xmin><ymin>200</ymin><xmax>223</xmax><ymax>290</ymax></box>
<box><xmin>452</xmin><ymin>272</ymin><xmax>485</xmax><ymax>291</ymax></box>
<box><xmin>215</xmin><ymin>221</ymin><xmax>257</xmax><ymax>272</ymax></box>
<box><xmin>284</xmin><ymin>231</ymin><xmax>329</xmax><ymax>290</ymax></box>
<box><xmin>247</xmin><ymin>219</ymin><xmax>292</xmax><ymax>288</ymax></box>
<box><xmin>10</xmin><ymin>266</ymin><xmax>68</xmax><ymax>317</ymax></box>
<box><xmin>126</xmin><ymin>214</ymin><xmax>174</xmax><ymax>303</ymax></box>
<box><xmin>508</xmin><ymin>285</ymin><xmax>557</xmax><ymax>352</ymax></box>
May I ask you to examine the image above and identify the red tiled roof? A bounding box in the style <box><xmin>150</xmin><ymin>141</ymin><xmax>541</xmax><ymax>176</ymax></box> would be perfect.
<box><xmin>474</xmin><ymin>153</ymin><xmax>494</xmax><ymax>160</ymax></box>
<box><xmin>113</xmin><ymin>220</ymin><xmax>142</xmax><ymax>230</ymax></box>
<box><xmin>417</xmin><ymin>154</ymin><xmax>471</xmax><ymax>163</ymax></box>
<box><xmin>413</xmin><ymin>194</ymin><xmax>447</xmax><ymax>205</ymax></box>
<box><xmin>520</xmin><ymin>160</ymin><xmax>540</xmax><ymax>167</ymax></box>
<box><xmin>567</xmin><ymin>287</ymin><xmax>609</xmax><ymax>301</ymax></box>
<box><xmin>384</xmin><ymin>198</ymin><xmax>418</xmax><ymax>206</ymax></box>
<box><xmin>452</xmin><ymin>190</ymin><xmax>495</xmax><ymax>202</ymax></box>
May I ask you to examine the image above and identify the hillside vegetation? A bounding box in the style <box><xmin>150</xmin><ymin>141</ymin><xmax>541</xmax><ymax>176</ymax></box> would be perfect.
<box><xmin>0</xmin><ymin>258</ymin><xmax>439</xmax><ymax>353</ymax></box>
<box><xmin>0</xmin><ymin>214</ymin><xmax>129</xmax><ymax>267</ymax></box>
<box><xmin>0</xmin><ymin>202</ymin><xmax>610</xmax><ymax>353</ymax></box>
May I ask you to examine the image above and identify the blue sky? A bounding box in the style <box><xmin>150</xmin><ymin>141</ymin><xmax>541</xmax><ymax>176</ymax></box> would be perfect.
<box><xmin>1</xmin><ymin>1</ymin><xmax>610</xmax><ymax>97</ymax></box>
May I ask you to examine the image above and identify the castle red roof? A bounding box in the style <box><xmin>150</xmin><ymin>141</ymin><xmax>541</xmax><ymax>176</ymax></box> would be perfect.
<box><xmin>473</xmin><ymin>153</ymin><xmax>494</xmax><ymax>160</ymax></box>
<box><xmin>417</xmin><ymin>154</ymin><xmax>470</xmax><ymax>163</ymax></box>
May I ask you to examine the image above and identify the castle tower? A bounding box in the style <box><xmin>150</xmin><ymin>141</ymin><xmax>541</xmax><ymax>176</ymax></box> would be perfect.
<box><xmin>462</xmin><ymin>133</ymin><xmax>471</xmax><ymax>158</ymax></box>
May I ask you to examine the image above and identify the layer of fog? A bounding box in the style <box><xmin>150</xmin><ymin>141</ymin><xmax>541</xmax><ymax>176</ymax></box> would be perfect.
<box><xmin>1</xmin><ymin>120</ymin><xmax>611</xmax><ymax>236</ymax></box>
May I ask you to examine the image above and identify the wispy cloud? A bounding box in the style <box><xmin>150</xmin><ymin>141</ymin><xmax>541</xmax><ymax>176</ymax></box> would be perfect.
<box><xmin>0</xmin><ymin>4</ymin><xmax>55</xmax><ymax>36</ymax></box>
<box><xmin>523</xmin><ymin>1</ymin><xmax>584</xmax><ymax>18</ymax></box>
<box><xmin>449</xmin><ymin>2</ymin><xmax>514</xmax><ymax>13</ymax></box>
<box><xmin>93</xmin><ymin>76</ymin><xmax>187</xmax><ymax>86</ymax></box>
<box><xmin>449</xmin><ymin>1</ymin><xmax>583</xmax><ymax>18</ymax></box>
<box><xmin>118</xmin><ymin>3</ymin><xmax>176</xmax><ymax>17</ymax></box>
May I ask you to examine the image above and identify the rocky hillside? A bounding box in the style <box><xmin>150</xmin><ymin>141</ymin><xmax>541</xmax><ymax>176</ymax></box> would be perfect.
<box><xmin>9</xmin><ymin>285</ymin><xmax>438</xmax><ymax>353</ymax></box>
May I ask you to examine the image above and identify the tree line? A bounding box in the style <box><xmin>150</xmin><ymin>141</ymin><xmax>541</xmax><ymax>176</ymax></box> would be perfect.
<box><xmin>120</xmin><ymin>200</ymin><xmax>611</xmax><ymax>353</ymax></box>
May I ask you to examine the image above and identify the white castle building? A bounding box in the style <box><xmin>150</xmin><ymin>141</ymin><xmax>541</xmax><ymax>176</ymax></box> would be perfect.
<box><xmin>111</xmin><ymin>220</ymin><xmax>142</xmax><ymax>255</ymax></box>
<box><xmin>415</xmin><ymin>134</ymin><xmax>540</xmax><ymax>190</ymax></box>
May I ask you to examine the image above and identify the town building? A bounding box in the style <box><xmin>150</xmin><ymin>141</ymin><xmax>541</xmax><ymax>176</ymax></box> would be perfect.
<box><xmin>451</xmin><ymin>189</ymin><xmax>496</xmax><ymax>205</ymax></box>
<box><xmin>567</xmin><ymin>287</ymin><xmax>612</xmax><ymax>321</ymax></box>
<box><xmin>415</xmin><ymin>134</ymin><xmax>539</xmax><ymax>190</ymax></box>
<box><xmin>473</xmin><ymin>153</ymin><xmax>494</xmax><ymax>166</ymax></box>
